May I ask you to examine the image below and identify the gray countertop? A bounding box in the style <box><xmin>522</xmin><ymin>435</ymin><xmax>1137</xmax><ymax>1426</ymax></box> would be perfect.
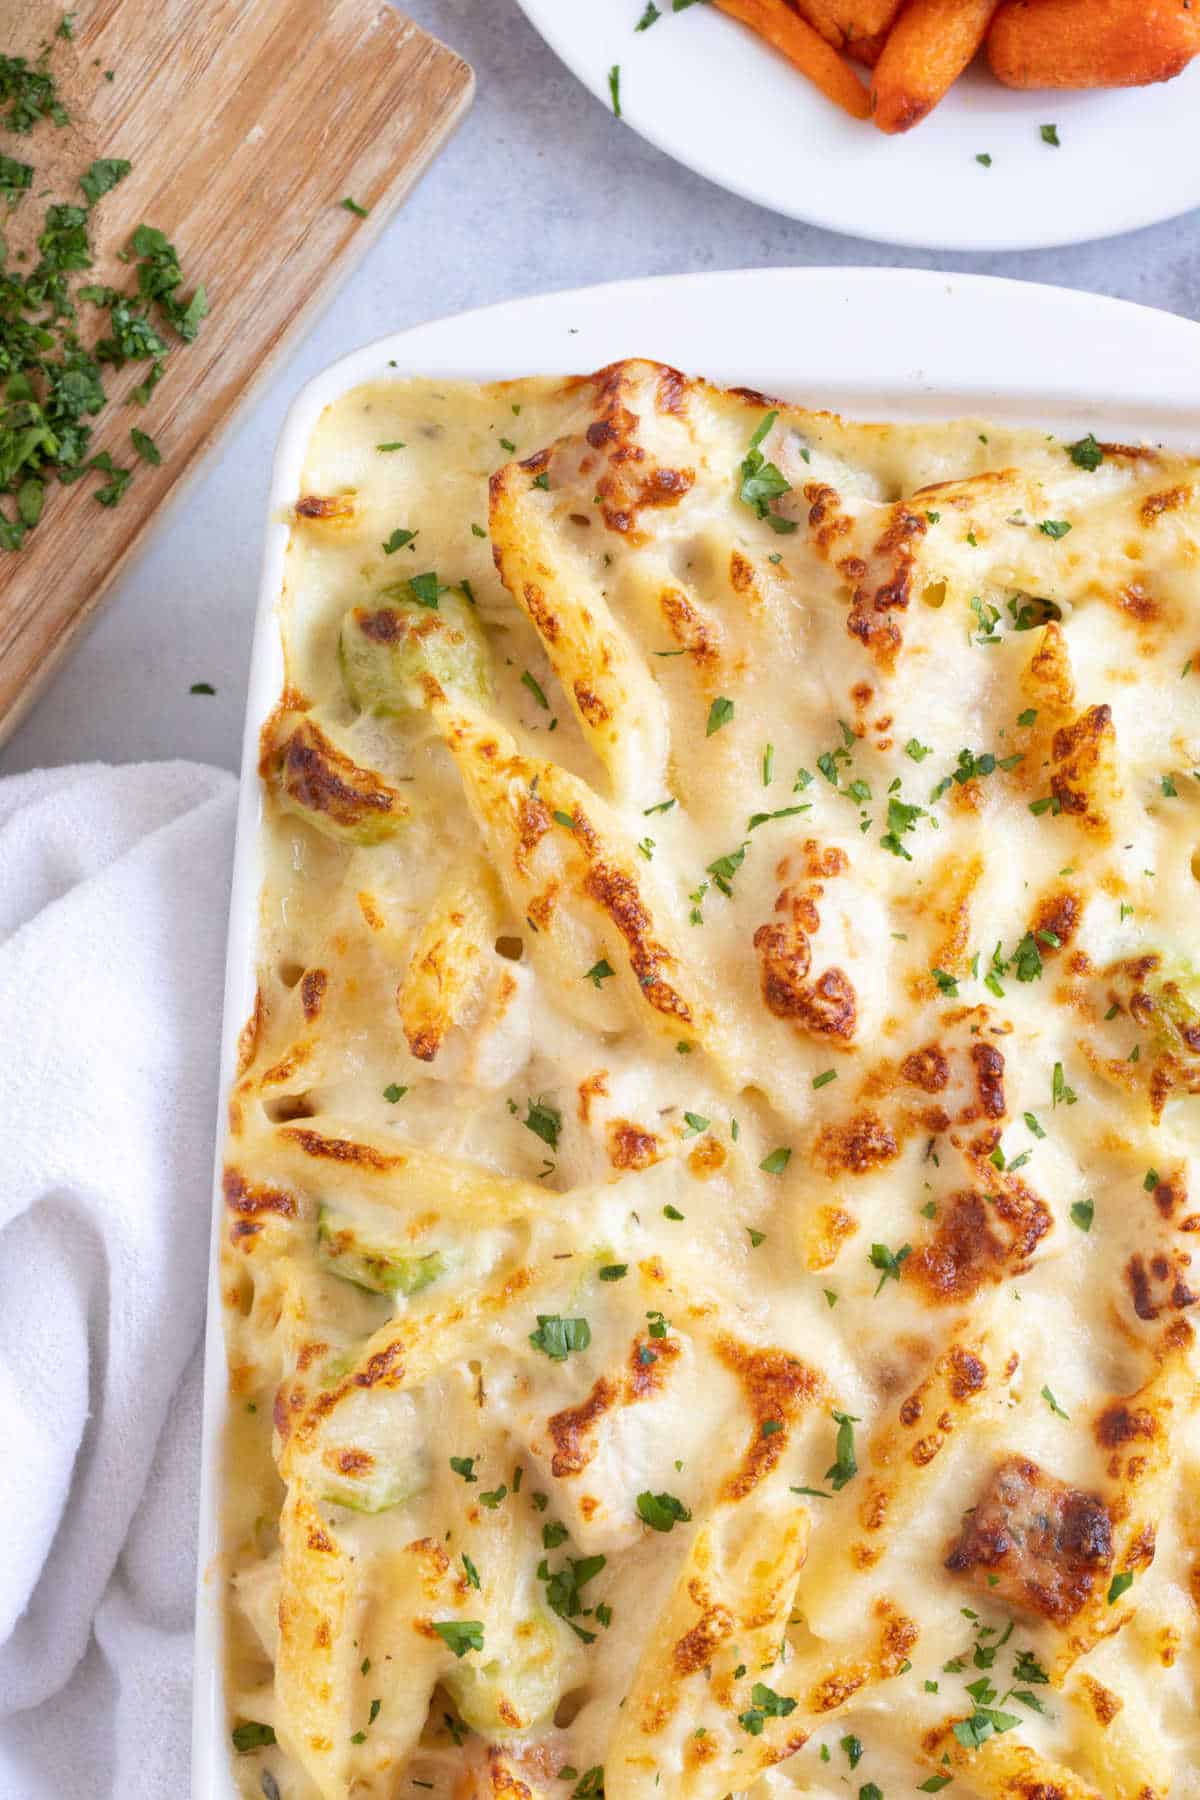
<box><xmin>4</xmin><ymin>0</ymin><xmax>1198</xmax><ymax>779</ymax></box>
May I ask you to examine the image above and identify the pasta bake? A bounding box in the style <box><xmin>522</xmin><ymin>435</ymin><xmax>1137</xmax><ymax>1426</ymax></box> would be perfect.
<box><xmin>219</xmin><ymin>359</ymin><xmax>1200</xmax><ymax>1800</ymax></box>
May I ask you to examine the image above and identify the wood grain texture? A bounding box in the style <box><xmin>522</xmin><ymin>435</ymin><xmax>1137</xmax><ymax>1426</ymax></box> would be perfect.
<box><xmin>0</xmin><ymin>0</ymin><xmax>473</xmax><ymax>743</ymax></box>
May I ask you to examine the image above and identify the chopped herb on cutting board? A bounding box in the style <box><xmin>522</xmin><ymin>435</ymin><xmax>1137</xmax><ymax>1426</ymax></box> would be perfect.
<box><xmin>0</xmin><ymin>37</ymin><xmax>207</xmax><ymax>551</ymax></box>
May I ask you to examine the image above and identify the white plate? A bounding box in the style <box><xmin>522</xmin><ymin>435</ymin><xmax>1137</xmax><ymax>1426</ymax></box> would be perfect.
<box><xmin>515</xmin><ymin>0</ymin><xmax>1200</xmax><ymax>251</ymax></box>
<box><xmin>192</xmin><ymin>267</ymin><xmax>1200</xmax><ymax>1796</ymax></box>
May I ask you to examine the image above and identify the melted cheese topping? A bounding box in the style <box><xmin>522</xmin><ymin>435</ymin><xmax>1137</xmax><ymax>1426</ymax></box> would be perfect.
<box><xmin>220</xmin><ymin>361</ymin><xmax>1200</xmax><ymax>1800</ymax></box>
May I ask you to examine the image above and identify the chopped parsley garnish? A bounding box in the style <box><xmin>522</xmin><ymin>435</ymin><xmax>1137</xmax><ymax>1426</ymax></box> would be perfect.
<box><xmin>1107</xmin><ymin>1571</ymin><xmax>1134</xmax><ymax>1604</ymax></box>
<box><xmin>1070</xmin><ymin>1197</ymin><xmax>1094</xmax><ymax>1232</ymax></box>
<box><xmin>479</xmin><ymin>1485</ymin><xmax>507</xmax><ymax>1508</ymax></box>
<box><xmin>585</xmin><ymin>958</ymin><xmax>614</xmax><ymax>988</ymax></box>
<box><xmin>1008</xmin><ymin>593</ymin><xmax>1062</xmax><ymax>632</ymax></box>
<box><xmin>382</xmin><ymin>1083</ymin><xmax>407</xmax><ymax>1103</ymax></box>
<box><xmin>524</xmin><ymin>1097</ymin><xmax>562</xmax><ymax>1149</ymax></box>
<box><xmin>706</xmin><ymin>695</ymin><xmax>734</xmax><ymax>736</ymax></box>
<box><xmin>0</xmin><ymin>154</ymin><xmax>32</xmax><ymax>202</ymax></box>
<box><xmin>919</xmin><ymin>1780</ymin><xmax>952</xmax><ymax>1793</ymax></box>
<box><xmin>1017</xmin><ymin>707</ymin><xmax>1037</xmax><ymax>727</ymax></box>
<box><xmin>1038</xmin><ymin>518</ymin><xmax>1071</xmax><ymax>539</ymax></box>
<box><xmin>825</xmin><ymin>1409</ymin><xmax>859</xmax><ymax>1490</ymax></box>
<box><xmin>636</xmin><ymin>1490</ymin><xmax>691</xmax><ymax>1532</ymax></box>
<box><xmin>682</xmin><ymin>1111</ymin><xmax>710</xmax><ymax>1136</ymax></box>
<box><xmin>1013</xmin><ymin>1649</ymin><xmax>1049</xmax><ymax>1684</ymax></box>
<box><xmin>542</xmin><ymin>1521</ymin><xmax>569</xmax><ymax>1550</ymax></box>
<box><xmin>760</xmin><ymin>1146</ymin><xmax>791</xmax><ymax>1175</ymax></box>
<box><xmin>449</xmin><ymin>1456</ymin><xmax>478</xmax><ymax>1482</ymax></box>
<box><xmin>189</xmin><ymin>681</ymin><xmax>215</xmax><ymax>695</ymax></box>
<box><xmin>80</xmin><ymin>157</ymin><xmax>131</xmax><ymax>206</ymax></box>
<box><xmin>0</xmin><ymin>114</ymin><xmax>207</xmax><ymax>547</ymax></box>
<box><xmin>1023</xmin><ymin>1111</ymin><xmax>1046</xmax><ymax>1139</ymax></box>
<box><xmin>791</xmin><ymin>1483</ymin><xmax>832</xmax><ymax>1499</ymax></box>
<box><xmin>1144</xmin><ymin>1168</ymin><xmax>1160</xmax><ymax>1192</ymax></box>
<box><xmin>931</xmin><ymin>968</ymin><xmax>960</xmax><ymax>996</ymax></box>
<box><xmin>1067</xmin><ymin>433</ymin><xmax>1104</xmax><ymax>471</ymax></box>
<box><xmin>231</xmin><ymin>1721</ymin><xmax>276</xmax><ymax>1752</ymax></box>
<box><xmin>462</xmin><ymin>1553</ymin><xmax>481</xmax><ymax>1588</ymax></box>
<box><xmin>1041</xmin><ymin>1385</ymin><xmax>1069</xmax><ymax>1419</ymax></box>
<box><xmin>382</xmin><ymin>527</ymin><xmax>416</xmax><ymax>554</ymax></box>
<box><xmin>1011</xmin><ymin>932</ymin><xmax>1044</xmax><ymax>982</ymax></box>
<box><xmin>521</xmin><ymin>669</ymin><xmax>550</xmax><ymax>709</ymax></box>
<box><xmin>706</xmin><ymin>842</ymin><xmax>748</xmax><ymax>897</ymax></box>
<box><xmin>1040</xmin><ymin>123</ymin><xmax>1061</xmax><ymax>145</ymax></box>
<box><xmin>644</xmin><ymin>797</ymin><xmax>675</xmax><ymax>815</ymax></box>
<box><xmin>1052</xmin><ymin>1061</ymin><xmax>1077</xmax><ymax>1107</ymax></box>
<box><xmin>969</xmin><ymin>596</ymin><xmax>1002</xmax><ymax>645</ymax></box>
<box><xmin>635</xmin><ymin>1</ymin><xmax>661</xmax><ymax>25</ymax></box>
<box><xmin>340</xmin><ymin>196</ymin><xmax>369</xmax><ymax>218</ymax></box>
<box><xmin>532</xmin><ymin>471</ymin><xmax>551</xmax><ymax>490</ymax></box>
<box><xmin>748</xmin><ymin>1228</ymin><xmax>765</xmax><ymax>1246</ymax></box>
<box><xmin>377</xmin><ymin>441</ymin><xmax>405</xmax><ymax>452</ymax></box>
<box><xmin>662</xmin><ymin>1203</ymin><xmax>685</xmax><ymax>1221</ymax></box>
<box><xmin>762</xmin><ymin>743</ymin><xmax>775</xmax><ymax>785</ymax></box>
<box><xmin>608</xmin><ymin>63</ymin><xmax>621</xmax><ymax>115</ymax></box>
<box><xmin>0</xmin><ymin>52</ymin><xmax>70</xmax><ymax>133</ymax></box>
<box><xmin>529</xmin><ymin>1315</ymin><xmax>590</xmax><ymax>1360</ymax></box>
<box><xmin>130</xmin><ymin>426</ymin><xmax>160</xmax><ymax>465</ymax></box>
<box><xmin>840</xmin><ymin>1734</ymin><xmax>863</xmax><ymax>1768</ymax></box>
<box><xmin>905</xmin><ymin>738</ymin><xmax>932</xmax><ymax>762</ymax></box>
<box><xmin>736</xmin><ymin>410</ymin><xmax>796</xmax><ymax>534</ymax></box>
<box><xmin>953</xmin><ymin>1708</ymin><xmax>1020</xmax><ymax>1748</ymax></box>
<box><xmin>869</xmin><ymin>1241</ymin><xmax>912</xmax><ymax>1295</ymax></box>
<box><xmin>881</xmin><ymin>793</ymin><xmax>925</xmax><ymax>860</ymax></box>
<box><xmin>738</xmin><ymin>1682</ymin><xmax>797</xmax><ymax>1735</ymax></box>
<box><xmin>433</xmin><ymin>1620</ymin><xmax>484</xmax><ymax>1657</ymax></box>
<box><xmin>813</xmin><ymin>1068</ymin><xmax>837</xmax><ymax>1089</ymax></box>
<box><xmin>598</xmin><ymin>1263</ymin><xmax>627</xmax><ymax>1280</ymax></box>
<box><xmin>747</xmin><ymin>802</ymin><xmax>810</xmax><ymax>830</ymax></box>
<box><xmin>975</xmin><ymin>152</ymin><xmax>992</xmax><ymax>167</ymax></box>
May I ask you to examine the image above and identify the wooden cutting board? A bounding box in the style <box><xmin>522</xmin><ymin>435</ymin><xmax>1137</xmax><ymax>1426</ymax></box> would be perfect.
<box><xmin>0</xmin><ymin>0</ymin><xmax>473</xmax><ymax>743</ymax></box>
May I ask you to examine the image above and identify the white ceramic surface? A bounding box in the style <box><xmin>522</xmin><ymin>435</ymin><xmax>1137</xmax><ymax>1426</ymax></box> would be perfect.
<box><xmin>193</xmin><ymin>267</ymin><xmax>1200</xmax><ymax>1797</ymax></box>
<box><xmin>515</xmin><ymin>0</ymin><xmax>1200</xmax><ymax>252</ymax></box>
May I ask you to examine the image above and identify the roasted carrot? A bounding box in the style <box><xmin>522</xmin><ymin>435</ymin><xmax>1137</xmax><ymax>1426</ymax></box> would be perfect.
<box><xmin>836</xmin><ymin>0</ymin><xmax>905</xmax><ymax>36</ymax></box>
<box><xmin>870</xmin><ymin>0</ymin><xmax>998</xmax><ymax>132</ymax></box>
<box><xmin>846</xmin><ymin>26</ymin><xmax>890</xmax><ymax>66</ymax></box>
<box><xmin>988</xmin><ymin>0</ymin><xmax>1199</xmax><ymax>89</ymax></box>
<box><xmin>715</xmin><ymin>0</ymin><xmax>872</xmax><ymax>117</ymax></box>
<box><xmin>792</xmin><ymin>0</ymin><xmax>848</xmax><ymax>49</ymax></box>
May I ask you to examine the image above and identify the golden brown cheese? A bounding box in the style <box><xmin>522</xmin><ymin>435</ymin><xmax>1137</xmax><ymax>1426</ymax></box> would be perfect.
<box><xmin>218</xmin><ymin>361</ymin><xmax>1200</xmax><ymax>1800</ymax></box>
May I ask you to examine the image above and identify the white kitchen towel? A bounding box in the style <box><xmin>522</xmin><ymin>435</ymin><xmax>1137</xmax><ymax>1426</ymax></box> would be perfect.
<box><xmin>0</xmin><ymin>761</ymin><xmax>238</xmax><ymax>1800</ymax></box>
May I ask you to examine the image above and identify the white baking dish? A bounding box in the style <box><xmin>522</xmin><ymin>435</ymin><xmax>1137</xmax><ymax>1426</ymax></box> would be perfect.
<box><xmin>191</xmin><ymin>266</ymin><xmax>1200</xmax><ymax>1798</ymax></box>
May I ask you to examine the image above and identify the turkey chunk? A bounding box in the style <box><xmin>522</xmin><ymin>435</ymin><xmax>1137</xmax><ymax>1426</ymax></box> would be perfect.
<box><xmin>945</xmin><ymin>1455</ymin><xmax>1112</xmax><ymax>1624</ymax></box>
